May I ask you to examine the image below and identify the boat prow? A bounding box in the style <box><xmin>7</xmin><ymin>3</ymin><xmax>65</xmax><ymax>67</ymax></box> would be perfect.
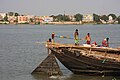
<box><xmin>46</xmin><ymin>42</ymin><xmax>120</xmax><ymax>76</ymax></box>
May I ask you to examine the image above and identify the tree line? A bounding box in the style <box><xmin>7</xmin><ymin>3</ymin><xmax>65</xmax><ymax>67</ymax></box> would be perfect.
<box><xmin>1</xmin><ymin>12</ymin><xmax>120</xmax><ymax>24</ymax></box>
<box><xmin>51</xmin><ymin>13</ymin><xmax>120</xmax><ymax>24</ymax></box>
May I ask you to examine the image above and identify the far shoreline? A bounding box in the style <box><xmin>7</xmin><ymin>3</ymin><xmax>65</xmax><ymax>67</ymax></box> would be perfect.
<box><xmin>0</xmin><ymin>21</ymin><xmax>119</xmax><ymax>25</ymax></box>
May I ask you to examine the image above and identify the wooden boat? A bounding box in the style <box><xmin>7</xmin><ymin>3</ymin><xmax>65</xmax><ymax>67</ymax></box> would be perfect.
<box><xmin>46</xmin><ymin>42</ymin><xmax>120</xmax><ymax>76</ymax></box>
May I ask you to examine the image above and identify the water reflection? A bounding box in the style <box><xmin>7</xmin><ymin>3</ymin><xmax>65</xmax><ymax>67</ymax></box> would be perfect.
<box><xmin>31</xmin><ymin>73</ymin><xmax>120</xmax><ymax>80</ymax></box>
<box><xmin>0</xmin><ymin>25</ymin><xmax>120</xmax><ymax>80</ymax></box>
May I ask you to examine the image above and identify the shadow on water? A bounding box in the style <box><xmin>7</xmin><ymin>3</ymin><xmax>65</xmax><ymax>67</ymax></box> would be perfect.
<box><xmin>31</xmin><ymin>73</ymin><xmax>120</xmax><ymax>80</ymax></box>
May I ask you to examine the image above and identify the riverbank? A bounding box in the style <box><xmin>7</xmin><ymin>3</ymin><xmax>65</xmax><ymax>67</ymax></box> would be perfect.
<box><xmin>42</xmin><ymin>21</ymin><xmax>83</xmax><ymax>25</ymax></box>
<box><xmin>0</xmin><ymin>21</ymin><xmax>118</xmax><ymax>25</ymax></box>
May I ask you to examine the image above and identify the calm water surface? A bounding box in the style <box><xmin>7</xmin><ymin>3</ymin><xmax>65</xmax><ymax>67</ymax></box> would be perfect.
<box><xmin>0</xmin><ymin>24</ymin><xmax>120</xmax><ymax>80</ymax></box>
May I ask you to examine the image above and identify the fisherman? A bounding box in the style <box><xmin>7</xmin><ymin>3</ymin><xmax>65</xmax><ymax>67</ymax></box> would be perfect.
<box><xmin>46</xmin><ymin>38</ymin><xmax>52</xmax><ymax>54</ymax></box>
<box><xmin>91</xmin><ymin>41</ymin><xmax>97</xmax><ymax>47</ymax></box>
<box><xmin>51</xmin><ymin>32</ymin><xmax>55</xmax><ymax>43</ymax></box>
<box><xmin>85</xmin><ymin>33</ymin><xmax>91</xmax><ymax>44</ymax></box>
<box><xmin>106</xmin><ymin>37</ymin><xmax>109</xmax><ymax>47</ymax></box>
<box><xmin>102</xmin><ymin>37</ymin><xmax>109</xmax><ymax>47</ymax></box>
<box><xmin>49</xmin><ymin>38</ymin><xmax>52</xmax><ymax>42</ymax></box>
<box><xmin>74</xmin><ymin>29</ymin><xmax>79</xmax><ymax>45</ymax></box>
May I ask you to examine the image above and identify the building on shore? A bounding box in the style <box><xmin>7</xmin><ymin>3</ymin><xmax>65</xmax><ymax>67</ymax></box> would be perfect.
<box><xmin>42</xmin><ymin>16</ymin><xmax>53</xmax><ymax>23</ymax></box>
<box><xmin>0</xmin><ymin>13</ymin><xmax>6</xmax><ymax>19</ymax></box>
<box><xmin>8</xmin><ymin>16</ymin><xmax>17</xmax><ymax>24</ymax></box>
<box><xmin>18</xmin><ymin>15</ymin><xmax>29</xmax><ymax>24</ymax></box>
<box><xmin>82</xmin><ymin>14</ymin><xmax>93</xmax><ymax>23</ymax></box>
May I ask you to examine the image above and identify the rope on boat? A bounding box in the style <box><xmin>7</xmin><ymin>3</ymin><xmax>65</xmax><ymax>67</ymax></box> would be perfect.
<box><xmin>55</xmin><ymin>35</ymin><xmax>82</xmax><ymax>40</ymax></box>
<box><xmin>102</xmin><ymin>59</ymin><xmax>107</xmax><ymax>64</ymax></box>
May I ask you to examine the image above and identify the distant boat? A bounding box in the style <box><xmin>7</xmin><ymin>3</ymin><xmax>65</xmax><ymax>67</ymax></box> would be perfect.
<box><xmin>46</xmin><ymin>42</ymin><xmax>120</xmax><ymax>76</ymax></box>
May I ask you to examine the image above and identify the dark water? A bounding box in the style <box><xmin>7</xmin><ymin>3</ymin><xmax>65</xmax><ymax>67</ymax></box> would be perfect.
<box><xmin>0</xmin><ymin>24</ymin><xmax>120</xmax><ymax>80</ymax></box>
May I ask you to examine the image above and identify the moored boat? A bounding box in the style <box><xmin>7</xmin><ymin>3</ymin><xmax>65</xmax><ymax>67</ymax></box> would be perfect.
<box><xmin>46</xmin><ymin>42</ymin><xmax>120</xmax><ymax>76</ymax></box>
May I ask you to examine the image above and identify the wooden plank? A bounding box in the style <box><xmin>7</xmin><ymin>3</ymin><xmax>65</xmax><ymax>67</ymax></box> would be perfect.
<box><xmin>46</xmin><ymin>42</ymin><xmax>120</xmax><ymax>52</ymax></box>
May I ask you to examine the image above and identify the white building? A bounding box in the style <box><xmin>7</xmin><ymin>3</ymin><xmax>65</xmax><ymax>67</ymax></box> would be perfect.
<box><xmin>0</xmin><ymin>13</ymin><xmax>6</xmax><ymax>18</ymax></box>
<box><xmin>82</xmin><ymin>14</ymin><xmax>93</xmax><ymax>22</ymax></box>
<box><xmin>43</xmin><ymin>16</ymin><xmax>53</xmax><ymax>22</ymax></box>
<box><xmin>108</xmin><ymin>16</ymin><xmax>114</xmax><ymax>23</ymax></box>
<box><xmin>0</xmin><ymin>13</ymin><xmax>6</xmax><ymax>20</ymax></box>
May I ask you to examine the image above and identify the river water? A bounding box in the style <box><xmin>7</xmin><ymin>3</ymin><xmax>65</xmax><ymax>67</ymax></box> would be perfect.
<box><xmin>0</xmin><ymin>24</ymin><xmax>120</xmax><ymax>80</ymax></box>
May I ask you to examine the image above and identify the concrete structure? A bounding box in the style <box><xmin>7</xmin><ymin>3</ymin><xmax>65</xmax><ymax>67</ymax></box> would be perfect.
<box><xmin>0</xmin><ymin>13</ymin><xmax>6</xmax><ymax>18</ymax></box>
<box><xmin>82</xmin><ymin>14</ymin><xmax>93</xmax><ymax>22</ymax></box>
<box><xmin>108</xmin><ymin>16</ymin><xmax>114</xmax><ymax>23</ymax></box>
<box><xmin>18</xmin><ymin>15</ymin><xmax>28</xmax><ymax>23</ymax></box>
<box><xmin>8</xmin><ymin>16</ymin><xmax>17</xmax><ymax>24</ymax></box>
<box><xmin>42</xmin><ymin>16</ymin><xmax>53</xmax><ymax>23</ymax></box>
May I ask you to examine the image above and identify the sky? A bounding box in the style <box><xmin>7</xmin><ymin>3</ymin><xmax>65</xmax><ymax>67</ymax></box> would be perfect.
<box><xmin>0</xmin><ymin>0</ymin><xmax>120</xmax><ymax>16</ymax></box>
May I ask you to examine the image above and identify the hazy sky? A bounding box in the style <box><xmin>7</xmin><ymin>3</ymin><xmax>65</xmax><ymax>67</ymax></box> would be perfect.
<box><xmin>0</xmin><ymin>0</ymin><xmax>120</xmax><ymax>16</ymax></box>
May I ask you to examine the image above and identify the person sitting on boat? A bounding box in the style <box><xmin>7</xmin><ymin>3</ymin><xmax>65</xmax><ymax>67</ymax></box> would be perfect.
<box><xmin>85</xmin><ymin>33</ymin><xmax>91</xmax><ymax>45</ymax></box>
<box><xmin>48</xmin><ymin>38</ymin><xmax>52</xmax><ymax>42</ymax></box>
<box><xmin>51</xmin><ymin>32</ymin><xmax>55</xmax><ymax>43</ymax></box>
<box><xmin>74</xmin><ymin>29</ymin><xmax>79</xmax><ymax>45</ymax></box>
<box><xmin>91</xmin><ymin>41</ymin><xmax>97</xmax><ymax>47</ymax></box>
<box><xmin>102</xmin><ymin>37</ymin><xmax>109</xmax><ymax>47</ymax></box>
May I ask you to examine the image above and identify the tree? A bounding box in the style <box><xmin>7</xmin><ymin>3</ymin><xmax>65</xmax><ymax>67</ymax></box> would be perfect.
<box><xmin>64</xmin><ymin>15</ymin><xmax>70</xmax><ymax>21</ymax></box>
<box><xmin>117</xmin><ymin>16</ymin><xmax>120</xmax><ymax>24</ymax></box>
<box><xmin>108</xmin><ymin>14</ymin><xmax>117</xmax><ymax>20</ymax></box>
<box><xmin>50</xmin><ymin>15</ymin><xmax>57</xmax><ymax>21</ymax></box>
<box><xmin>74</xmin><ymin>13</ymin><xmax>83</xmax><ymax>21</ymax></box>
<box><xmin>4</xmin><ymin>14</ymin><xmax>8</xmax><ymax>21</ymax></box>
<box><xmin>15</xmin><ymin>13</ymin><xmax>20</xmax><ymax>16</ymax></box>
<box><xmin>56</xmin><ymin>14</ymin><xmax>63</xmax><ymax>21</ymax></box>
<box><xmin>8</xmin><ymin>12</ymin><xmax>14</xmax><ymax>16</ymax></box>
<box><xmin>29</xmin><ymin>18</ymin><xmax>34</xmax><ymax>23</ymax></box>
<box><xmin>100</xmin><ymin>15</ymin><xmax>109</xmax><ymax>21</ymax></box>
<box><xmin>93</xmin><ymin>13</ymin><xmax>100</xmax><ymax>23</ymax></box>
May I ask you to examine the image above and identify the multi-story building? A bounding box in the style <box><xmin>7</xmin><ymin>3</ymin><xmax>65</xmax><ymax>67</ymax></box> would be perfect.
<box><xmin>18</xmin><ymin>15</ymin><xmax>28</xmax><ymax>23</ymax></box>
<box><xmin>0</xmin><ymin>13</ymin><xmax>6</xmax><ymax>18</ymax></box>
<box><xmin>8</xmin><ymin>16</ymin><xmax>17</xmax><ymax>24</ymax></box>
<box><xmin>0</xmin><ymin>13</ymin><xmax>6</xmax><ymax>20</ymax></box>
<box><xmin>42</xmin><ymin>16</ymin><xmax>53</xmax><ymax>23</ymax></box>
<box><xmin>108</xmin><ymin>16</ymin><xmax>114</xmax><ymax>23</ymax></box>
<box><xmin>82</xmin><ymin>14</ymin><xmax>93</xmax><ymax>22</ymax></box>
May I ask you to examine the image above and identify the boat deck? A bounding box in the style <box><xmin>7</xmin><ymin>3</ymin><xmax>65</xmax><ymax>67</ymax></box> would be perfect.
<box><xmin>46</xmin><ymin>42</ymin><xmax>120</xmax><ymax>62</ymax></box>
<box><xmin>46</xmin><ymin>42</ymin><xmax>120</xmax><ymax>52</ymax></box>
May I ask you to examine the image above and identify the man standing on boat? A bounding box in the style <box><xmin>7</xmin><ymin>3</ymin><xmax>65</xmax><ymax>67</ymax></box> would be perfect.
<box><xmin>74</xmin><ymin>29</ymin><xmax>79</xmax><ymax>45</ymax></box>
<box><xmin>85</xmin><ymin>33</ymin><xmax>91</xmax><ymax>44</ymax></box>
<box><xmin>51</xmin><ymin>32</ymin><xmax>55</xmax><ymax>43</ymax></box>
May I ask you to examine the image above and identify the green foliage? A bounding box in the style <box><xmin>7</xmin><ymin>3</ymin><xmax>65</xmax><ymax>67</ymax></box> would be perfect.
<box><xmin>55</xmin><ymin>14</ymin><xmax>70</xmax><ymax>21</ymax></box>
<box><xmin>108</xmin><ymin>14</ymin><xmax>117</xmax><ymax>20</ymax></box>
<box><xmin>93</xmin><ymin>13</ymin><xmax>100</xmax><ymax>23</ymax></box>
<box><xmin>29</xmin><ymin>18</ymin><xmax>34</xmax><ymax>22</ymax></box>
<box><xmin>8</xmin><ymin>12</ymin><xmax>19</xmax><ymax>16</ymax></box>
<box><xmin>50</xmin><ymin>15</ymin><xmax>57</xmax><ymax>21</ymax></box>
<box><xmin>74</xmin><ymin>13</ymin><xmax>83</xmax><ymax>21</ymax></box>
<box><xmin>117</xmin><ymin>16</ymin><xmax>120</xmax><ymax>24</ymax></box>
<box><xmin>8</xmin><ymin>12</ymin><xmax>14</xmax><ymax>16</ymax></box>
<box><xmin>15</xmin><ymin>13</ymin><xmax>20</xmax><ymax>16</ymax></box>
<box><xmin>56</xmin><ymin>14</ymin><xmax>63</xmax><ymax>21</ymax></box>
<box><xmin>64</xmin><ymin>15</ymin><xmax>70</xmax><ymax>21</ymax></box>
<box><xmin>4</xmin><ymin>14</ymin><xmax>8</xmax><ymax>21</ymax></box>
<box><xmin>100</xmin><ymin>15</ymin><xmax>109</xmax><ymax>21</ymax></box>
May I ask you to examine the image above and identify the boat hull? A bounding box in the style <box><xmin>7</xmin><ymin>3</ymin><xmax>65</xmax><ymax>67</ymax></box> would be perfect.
<box><xmin>50</xmin><ymin>48</ymin><xmax>120</xmax><ymax>76</ymax></box>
